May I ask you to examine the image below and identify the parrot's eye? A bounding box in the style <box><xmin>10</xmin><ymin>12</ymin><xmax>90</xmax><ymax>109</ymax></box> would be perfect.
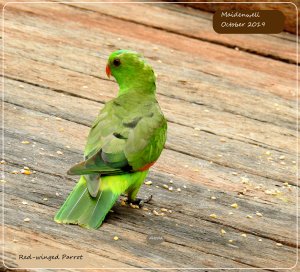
<box><xmin>113</xmin><ymin>58</ymin><xmax>121</xmax><ymax>67</ymax></box>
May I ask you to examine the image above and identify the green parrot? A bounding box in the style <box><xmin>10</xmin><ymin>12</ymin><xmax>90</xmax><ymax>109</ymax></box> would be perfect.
<box><xmin>54</xmin><ymin>49</ymin><xmax>167</xmax><ymax>229</ymax></box>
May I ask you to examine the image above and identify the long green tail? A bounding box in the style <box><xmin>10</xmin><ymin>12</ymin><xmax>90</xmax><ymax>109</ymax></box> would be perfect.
<box><xmin>54</xmin><ymin>176</ymin><xmax>119</xmax><ymax>229</ymax></box>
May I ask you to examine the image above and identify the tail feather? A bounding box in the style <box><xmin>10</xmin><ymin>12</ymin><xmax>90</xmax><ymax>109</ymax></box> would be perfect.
<box><xmin>54</xmin><ymin>176</ymin><xmax>119</xmax><ymax>229</ymax></box>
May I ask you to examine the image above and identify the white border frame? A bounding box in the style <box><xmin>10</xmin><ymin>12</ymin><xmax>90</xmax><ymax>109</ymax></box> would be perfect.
<box><xmin>1</xmin><ymin>1</ymin><xmax>298</xmax><ymax>270</ymax></box>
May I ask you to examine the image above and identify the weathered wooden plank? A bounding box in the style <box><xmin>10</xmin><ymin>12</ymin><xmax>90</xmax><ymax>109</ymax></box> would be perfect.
<box><xmin>3</xmin><ymin>111</ymin><xmax>297</xmax><ymax>269</ymax></box>
<box><xmin>3</xmin><ymin>2</ymin><xmax>297</xmax><ymax>100</ymax></box>
<box><xmin>4</xmin><ymin>78</ymin><xmax>297</xmax><ymax>187</ymax></box>
<box><xmin>63</xmin><ymin>0</ymin><xmax>298</xmax><ymax>63</ymax></box>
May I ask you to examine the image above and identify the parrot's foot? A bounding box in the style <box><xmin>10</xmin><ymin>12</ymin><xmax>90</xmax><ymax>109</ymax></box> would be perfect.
<box><xmin>127</xmin><ymin>195</ymin><xmax>152</xmax><ymax>208</ymax></box>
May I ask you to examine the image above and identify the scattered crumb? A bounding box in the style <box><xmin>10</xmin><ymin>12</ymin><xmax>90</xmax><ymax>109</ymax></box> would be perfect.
<box><xmin>144</xmin><ymin>181</ymin><xmax>152</xmax><ymax>185</ymax></box>
<box><xmin>157</xmin><ymin>60</ymin><xmax>162</xmax><ymax>63</ymax></box>
<box><xmin>55</xmin><ymin>192</ymin><xmax>60</xmax><ymax>196</ymax></box>
<box><xmin>121</xmin><ymin>200</ymin><xmax>126</xmax><ymax>206</ymax></box>
<box><xmin>276</xmin><ymin>243</ymin><xmax>283</xmax><ymax>247</ymax></box>
<box><xmin>82</xmin><ymin>86</ymin><xmax>88</xmax><ymax>89</ymax></box>
<box><xmin>221</xmin><ymin>229</ymin><xmax>226</xmax><ymax>235</ymax></box>
<box><xmin>22</xmin><ymin>201</ymin><xmax>28</xmax><ymax>205</ymax></box>
<box><xmin>168</xmin><ymin>187</ymin><xmax>173</xmax><ymax>191</ymax></box>
<box><xmin>0</xmin><ymin>179</ymin><xmax>6</xmax><ymax>183</ymax></box>
<box><xmin>235</xmin><ymin>47</ymin><xmax>239</xmax><ymax>51</ymax></box>
<box><xmin>21</xmin><ymin>169</ymin><xmax>31</xmax><ymax>175</ymax></box>
<box><xmin>265</xmin><ymin>151</ymin><xmax>271</xmax><ymax>155</ymax></box>
<box><xmin>153</xmin><ymin>210</ymin><xmax>164</xmax><ymax>216</ymax></box>
<box><xmin>21</xmin><ymin>141</ymin><xmax>30</xmax><ymax>144</ymax></box>
<box><xmin>24</xmin><ymin>218</ymin><xmax>30</xmax><ymax>222</ymax></box>
<box><xmin>211</xmin><ymin>196</ymin><xmax>216</xmax><ymax>200</ymax></box>
<box><xmin>129</xmin><ymin>203</ymin><xmax>139</xmax><ymax>209</ymax></box>
<box><xmin>228</xmin><ymin>212</ymin><xmax>233</xmax><ymax>215</ymax></box>
<box><xmin>231</xmin><ymin>203</ymin><xmax>239</xmax><ymax>209</ymax></box>
<box><xmin>210</xmin><ymin>213</ymin><xmax>217</xmax><ymax>219</ymax></box>
<box><xmin>241</xmin><ymin>233</ymin><xmax>247</xmax><ymax>238</ymax></box>
<box><xmin>241</xmin><ymin>177</ymin><xmax>249</xmax><ymax>184</ymax></box>
<box><xmin>292</xmin><ymin>161</ymin><xmax>296</xmax><ymax>164</ymax></box>
<box><xmin>56</xmin><ymin>151</ymin><xmax>63</xmax><ymax>155</ymax></box>
<box><xmin>256</xmin><ymin>212</ymin><xmax>263</xmax><ymax>217</ymax></box>
<box><xmin>177</xmin><ymin>188</ymin><xmax>181</xmax><ymax>192</ymax></box>
<box><xmin>258</xmin><ymin>238</ymin><xmax>262</xmax><ymax>242</ymax></box>
<box><xmin>113</xmin><ymin>236</ymin><xmax>119</xmax><ymax>241</ymax></box>
<box><xmin>43</xmin><ymin>198</ymin><xmax>48</xmax><ymax>201</ymax></box>
<box><xmin>279</xmin><ymin>155</ymin><xmax>285</xmax><ymax>160</ymax></box>
<box><xmin>0</xmin><ymin>160</ymin><xmax>5</xmax><ymax>164</ymax></box>
<box><xmin>109</xmin><ymin>210</ymin><xmax>114</xmax><ymax>213</ymax></box>
<box><xmin>59</xmin><ymin>128</ymin><xmax>64</xmax><ymax>132</ymax></box>
<box><xmin>11</xmin><ymin>170</ymin><xmax>19</xmax><ymax>174</ymax></box>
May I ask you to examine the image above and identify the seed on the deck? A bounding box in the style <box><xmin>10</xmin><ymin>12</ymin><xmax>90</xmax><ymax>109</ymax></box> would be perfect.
<box><xmin>55</xmin><ymin>192</ymin><xmax>60</xmax><ymax>196</ymax></box>
<box><xmin>292</xmin><ymin>161</ymin><xmax>296</xmax><ymax>164</ymax></box>
<box><xmin>231</xmin><ymin>203</ymin><xmax>238</xmax><ymax>208</ymax></box>
<box><xmin>241</xmin><ymin>233</ymin><xmax>247</xmax><ymax>238</ymax></box>
<box><xmin>228</xmin><ymin>212</ymin><xmax>233</xmax><ymax>215</ymax></box>
<box><xmin>246</xmin><ymin>215</ymin><xmax>252</xmax><ymax>219</ymax></box>
<box><xmin>59</xmin><ymin>128</ymin><xmax>64</xmax><ymax>132</ymax></box>
<box><xmin>276</xmin><ymin>243</ymin><xmax>283</xmax><ymax>247</ymax></box>
<box><xmin>177</xmin><ymin>188</ymin><xmax>181</xmax><ymax>192</ymax></box>
<box><xmin>23</xmin><ymin>166</ymin><xmax>30</xmax><ymax>170</ymax></box>
<box><xmin>220</xmin><ymin>138</ymin><xmax>227</xmax><ymax>142</ymax></box>
<box><xmin>279</xmin><ymin>155</ymin><xmax>285</xmax><ymax>160</ymax></box>
<box><xmin>82</xmin><ymin>86</ymin><xmax>88</xmax><ymax>89</ymax></box>
<box><xmin>129</xmin><ymin>203</ymin><xmax>139</xmax><ymax>209</ymax></box>
<box><xmin>144</xmin><ymin>180</ymin><xmax>152</xmax><ymax>185</ymax></box>
<box><xmin>56</xmin><ymin>151</ymin><xmax>63</xmax><ymax>155</ymax></box>
<box><xmin>211</xmin><ymin>196</ymin><xmax>216</xmax><ymax>200</ymax></box>
<box><xmin>210</xmin><ymin>213</ymin><xmax>217</xmax><ymax>219</ymax></box>
<box><xmin>153</xmin><ymin>210</ymin><xmax>160</xmax><ymax>216</ymax></box>
<box><xmin>256</xmin><ymin>212</ymin><xmax>263</xmax><ymax>217</ymax></box>
<box><xmin>21</xmin><ymin>169</ymin><xmax>31</xmax><ymax>175</ymax></box>
<box><xmin>11</xmin><ymin>170</ymin><xmax>18</xmax><ymax>174</ymax></box>
<box><xmin>157</xmin><ymin>60</ymin><xmax>162</xmax><ymax>63</ymax></box>
<box><xmin>0</xmin><ymin>160</ymin><xmax>5</xmax><ymax>164</ymax></box>
<box><xmin>265</xmin><ymin>151</ymin><xmax>271</xmax><ymax>155</ymax></box>
<box><xmin>283</xmin><ymin>182</ymin><xmax>289</xmax><ymax>186</ymax></box>
<box><xmin>143</xmin><ymin>207</ymin><xmax>149</xmax><ymax>211</ymax></box>
<box><xmin>19</xmin><ymin>84</ymin><xmax>24</xmax><ymax>88</ymax></box>
<box><xmin>21</xmin><ymin>141</ymin><xmax>30</xmax><ymax>144</ymax></box>
<box><xmin>220</xmin><ymin>229</ymin><xmax>226</xmax><ymax>235</ymax></box>
<box><xmin>231</xmin><ymin>172</ymin><xmax>238</xmax><ymax>176</ymax></box>
<box><xmin>163</xmin><ymin>184</ymin><xmax>169</xmax><ymax>189</ymax></box>
<box><xmin>43</xmin><ymin>198</ymin><xmax>48</xmax><ymax>201</ymax></box>
<box><xmin>113</xmin><ymin>236</ymin><xmax>119</xmax><ymax>241</ymax></box>
<box><xmin>0</xmin><ymin>179</ymin><xmax>6</xmax><ymax>183</ymax></box>
<box><xmin>155</xmin><ymin>186</ymin><xmax>159</xmax><ymax>188</ymax></box>
<box><xmin>121</xmin><ymin>200</ymin><xmax>126</xmax><ymax>206</ymax></box>
<box><xmin>55</xmin><ymin>117</ymin><xmax>62</xmax><ymax>121</ymax></box>
<box><xmin>228</xmin><ymin>239</ymin><xmax>233</xmax><ymax>243</ymax></box>
<box><xmin>241</xmin><ymin>177</ymin><xmax>249</xmax><ymax>184</ymax></box>
<box><xmin>258</xmin><ymin>238</ymin><xmax>262</xmax><ymax>242</ymax></box>
<box><xmin>22</xmin><ymin>201</ymin><xmax>28</xmax><ymax>205</ymax></box>
<box><xmin>66</xmin><ymin>145</ymin><xmax>70</xmax><ymax>149</ymax></box>
<box><xmin>169</xmin><ymin>180</ymin><xmax>173</xmax><ymax>184</ymax></box>
<box><xmin>23</xmin><ymin>218</ymin><xmax>30</xmax><ymax>222</ymax></box>
<box><xmin>184</xmin><ymin>165</ymin><xmax>188</xmax><ymax>168</ymax></box>
<box><xmin>168</xmin><ymin>187</ymin><xmax>173</xmax><ymax>191</ymax></box>
<box><xmin>183</xmin><ymin>185</ymin><xmax>187</xmax><ymax>189</ymax></box>
<box><xmin>161</xmin><ymin>208</ymin><xmax>168</xmax><ymax>212</ymax></box>
<box><xmin>217</xmin><ymin>154</ymin><xmax>223</xmax><ymax>157</ymax></box>
<box><xmin>194</xmin><ymin>127</ymin><xmax>201</xmax><ymax>131</ymax></box>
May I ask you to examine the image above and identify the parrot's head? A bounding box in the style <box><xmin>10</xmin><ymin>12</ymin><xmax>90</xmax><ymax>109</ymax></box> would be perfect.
<box><xmin>106</xmin><ymin>49</ymin><xmax>156</xmax><ymax>94</ymax></box>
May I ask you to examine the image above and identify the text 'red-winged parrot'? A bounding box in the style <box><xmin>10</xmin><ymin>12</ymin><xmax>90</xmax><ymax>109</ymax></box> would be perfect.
<box><xmin>54</xmin><ymin>50</ymin><xmax>167</xmax><ymax>229</ymax></box>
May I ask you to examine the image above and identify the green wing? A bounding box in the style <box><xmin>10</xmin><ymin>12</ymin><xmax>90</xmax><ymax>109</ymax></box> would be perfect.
<box><xmin>68</xmin><ymin>92</ymin><xmax>167</xmax><ymax>175</ymax></box>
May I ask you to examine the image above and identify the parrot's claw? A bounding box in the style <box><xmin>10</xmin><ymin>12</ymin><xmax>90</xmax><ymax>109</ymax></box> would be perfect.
<box><xmin>127</xmin><ymin>195</ymin><xmax>153</xmax><ymax>208</ymax></box>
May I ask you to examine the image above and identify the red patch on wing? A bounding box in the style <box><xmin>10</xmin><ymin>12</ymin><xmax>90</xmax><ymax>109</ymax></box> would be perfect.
<box><xmin>138</xmin><ymin>161</ymin><xmax>156</xmax><ymax>171</ymax></box>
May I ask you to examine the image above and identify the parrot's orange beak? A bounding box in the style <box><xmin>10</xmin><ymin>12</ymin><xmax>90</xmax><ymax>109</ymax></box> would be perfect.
<box><xmin>106</xmin><ymin>64</ymin><xmax>111</xmax><ymax>78</ymax></box>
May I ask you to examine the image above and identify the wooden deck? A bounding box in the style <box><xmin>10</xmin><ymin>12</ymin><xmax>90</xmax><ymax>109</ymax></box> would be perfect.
<box><xmin>1</xmin><ymin>1</ymin><xmax>298</xmax><ymax>270</ymax></box>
